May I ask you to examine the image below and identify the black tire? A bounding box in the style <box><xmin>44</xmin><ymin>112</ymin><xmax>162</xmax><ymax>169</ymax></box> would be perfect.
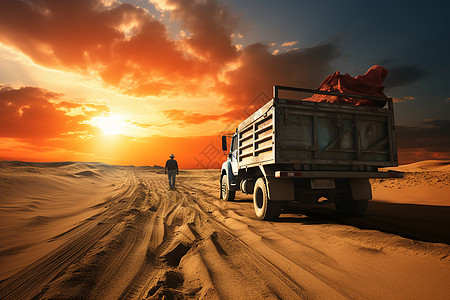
<box><xmin>335</xmin><ymin>191</ymin><xmax>368</xmax><ymax>217</ymax></box>
<box><xmin>221</xmin><ymin>175</ymin><xmax>235</xmax><ymax>201</ymax></box>
<box><xmin>219</xmin><ymin>174</ymin><xmax>223</xmax><ymax>199</ymax></box>
<box><xmin>253</xmin><ymin>178</ymin><xmax>281</xmax><ymax>220</ymax></box>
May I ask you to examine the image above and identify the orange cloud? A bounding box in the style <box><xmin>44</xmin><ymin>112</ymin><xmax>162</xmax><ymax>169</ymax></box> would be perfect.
<box><xmin>281</xmin><ymin>41</ymin><xmax>298</xmax><ymax>47</ymax></box>
<box><xmin>393</xmin><ymin>96</ymin><xmax>414</xmax><ymax>103</ymax></box>
<box><xmin>0</xmin><ymin>0</ymin><xmax>215</xmax><ymax>96</ymax></box>
<box><xmin>163</xmin><ymin>109</ymin><xmax>223</xmax><ymax>125</ymax></box>
<box><xmin>0</xmin><ymin>0</ymin><xmax>342</xmax><ymax>105</ymax></box>
<box><xmin>0</xmin><ymin>86</ymin><xmax>107</xmax><ymax>141</ymax></box>
<box><xmin>398</xmin><ymin>149</ymin><xmax>450</xmax><ymax>165</ymax></box>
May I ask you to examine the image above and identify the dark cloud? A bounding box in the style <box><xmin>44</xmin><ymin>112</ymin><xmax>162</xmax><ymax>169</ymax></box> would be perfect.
<box><xmin>217</xmin><ymin>41</ymin><xmax>341</xmax><ymax>119</ymax></box>
<box><xmin>396</xmin><ymin>120</ymin><xmax>450</xmax><ymax>163</ymax></box>
<box><xmin>396</xmin><ymin>120</ymin><xmax>450</xmax><ymax>153</ymax></box>
<box><xmin>384</xmin><ymin>65</ymin><xmax>429</xmax><ymax>89</ymax></box>
<box><xmin>0</xmin><ymin>86</ymin><xmax>106</xmax><ymax>140</ymax></box>
<box><xmin>163</xmin><ymin>0</ymin><xmax>239</xmax><ymax>65</ymax></box>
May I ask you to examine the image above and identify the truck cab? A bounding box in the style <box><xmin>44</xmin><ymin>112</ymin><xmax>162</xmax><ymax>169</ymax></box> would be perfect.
<box><xmin>220</xmin><ymin>134</ymin><xmax>239</xmax><ymax>201</ymax></box>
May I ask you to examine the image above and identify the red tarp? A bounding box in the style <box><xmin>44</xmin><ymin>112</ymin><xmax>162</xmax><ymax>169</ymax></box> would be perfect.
<box><xmin>305</xmin><ymin>65</ymin><xmax>389</xmax><ymax>107</ymax></box>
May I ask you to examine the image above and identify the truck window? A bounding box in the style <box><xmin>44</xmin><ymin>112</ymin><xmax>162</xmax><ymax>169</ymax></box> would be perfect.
<box><xmin>231</xmin><ymin>136</ymin><xmax>237</xmax><ymax>152</ymax></box>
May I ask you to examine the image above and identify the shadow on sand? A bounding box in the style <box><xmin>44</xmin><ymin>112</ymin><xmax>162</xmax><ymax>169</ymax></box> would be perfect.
<box><xmin>281</xmin><ymin>201</ymin><xmax>450</xmax><ymax>244</ymax></box>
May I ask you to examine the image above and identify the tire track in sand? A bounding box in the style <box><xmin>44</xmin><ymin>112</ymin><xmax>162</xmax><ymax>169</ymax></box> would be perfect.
<box><xmin>175</xmin><ymin>178</ymin><xmax>351</xmax><ymax>299</ymax></box>
<box><xmin>0</xmin><ymin>168</ymin><xmax>142</xmax><ymax>299</ymax></box>
<box><xmin>119</xmin><ymin>173</ymin><xmax>190</xmax><ymax>299</ymax></box>
<box><xmin>117</xmin><ymin>171</ymin><xmax>315</xmax><ymax>299</ymax></box>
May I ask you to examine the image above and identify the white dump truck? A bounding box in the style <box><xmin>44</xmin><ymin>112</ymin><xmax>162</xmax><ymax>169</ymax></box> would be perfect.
<box><xmin>220</xmin><ymin>85</ymin><xmax>403</xmax><ymax>220</ymax></box>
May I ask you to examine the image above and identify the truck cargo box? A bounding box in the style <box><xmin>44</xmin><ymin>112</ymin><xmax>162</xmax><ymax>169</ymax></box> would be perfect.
<box><xmin>237</xmin><ymin>86</ymin><xmax>398</xmax><ymax>170</ymax></box>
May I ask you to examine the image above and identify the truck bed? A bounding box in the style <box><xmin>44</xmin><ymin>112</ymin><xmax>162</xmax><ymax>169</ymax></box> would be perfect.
<box><xmin>237</xmin><ymin>94</ymin><xmax>398</xmax><ymax>170</ymax></box>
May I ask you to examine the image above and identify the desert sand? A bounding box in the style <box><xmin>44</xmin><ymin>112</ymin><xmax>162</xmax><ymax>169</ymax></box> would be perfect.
<box><xmin>0</xmin><ymin>160</ymin><xmax>449</xmax><ymax>299</ymax></box>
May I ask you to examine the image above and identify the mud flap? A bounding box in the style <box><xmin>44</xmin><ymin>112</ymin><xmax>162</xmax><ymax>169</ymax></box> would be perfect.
<box><xmin>349</xmin><ymin>179</ymin><xmax>372</xmax><ymax>200</ymax></box>
<box><xmin>266</xmin><ymin>178</ymin><xmax>295</xmax><ymax>201</ymax></box>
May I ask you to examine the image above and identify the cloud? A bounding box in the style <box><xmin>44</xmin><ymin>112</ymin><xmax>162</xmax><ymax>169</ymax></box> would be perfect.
<box><xmin>384</xmin><ymin>65</ymin><xmax>429</xmax><ymax>89</ymax></box>
<box><xmin>0</xmin><ymin>0</ymin><xmax>343</xmax><ymax>105</ymax></box>
<box><xmin>0</xmin><ymin>0</ymin><xmax>345</xmax><ymax>127</ymax></box>
<box><xmin>281</xmin><ymin>41</ymin><xmax>298</xmax><ymax>47</ymax></box>
<box><xmin>0</xmin><ymin>0</ymin><xmax>214</xmax><ymax>96</ymax></box>
<box><xmin>56</xmin><ymin>101</ymin><xmax>110</xmax><ymax>117</ymax></box>
<box><xmin>0</xmin><ymin>85</ymin><xmax>106</xmax><ymax>140</ymax></box>
<box><xmin>393</xmin><ymin>96</ymin><xmax>414</xmax><ymax>103</ymax></box>
<box><xmin>163</xmin><ymin>109</ymin><xmax>223</xmax><ymax>125</ymax></box>
<box><xmin>0</xmin><ymin>0</ymin><xmax>128</xmax><ymax>68</ymax></box>
<box><xmin>155</xmin><ymin>0</ymin><xmax>239</xmax><ymax>65</ymax></box>
<box><xmin>0</xmin><ymin>137</ymin><xmax>96</xmax><ymax>163</ymax></box>
<box><xmin>217</xmin><ymin>40</ymin><xmax>341</xmax><ymax>119</ymax></box>
<box><xmin>397</xmin><ymin>120</ymin><xmax>450</xmax><ymax>152</ymax></box>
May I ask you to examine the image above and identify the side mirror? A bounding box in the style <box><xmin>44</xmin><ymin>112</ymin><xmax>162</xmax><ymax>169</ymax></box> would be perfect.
<box><xmin>221</xmin><ymin>135</ymin><xmax>227</xmax><ymax>151</ymax></box>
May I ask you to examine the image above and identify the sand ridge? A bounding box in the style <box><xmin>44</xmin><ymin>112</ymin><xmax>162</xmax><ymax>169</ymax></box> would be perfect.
<box><xmin>383</xmin><ymin>160</ymin><xmax>450</xmax><ymax>172</ymax></box>
<box><xmin>0</xmin><ymin>161</ymin><xmax>449</xmax><ymax>299</ymax></box>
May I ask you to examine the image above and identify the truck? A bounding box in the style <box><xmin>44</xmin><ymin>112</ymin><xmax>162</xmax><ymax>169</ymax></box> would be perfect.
<box><xmin>220</xmin><ymin>85</ymin><xmax>403</xmax><ymax>220</ymax></box>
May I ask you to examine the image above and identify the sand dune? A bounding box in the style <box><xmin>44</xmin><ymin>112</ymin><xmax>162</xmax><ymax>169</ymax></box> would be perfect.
<box><xmin>374</xmin><ymin>160</ymin><xmax>450</xmax><ymax>206</ymax></box>
<box><xmin>383</xmin><ymin>160</ymin><xmax>450</xmax><ymax>172</ymax></box>
<box><xmin>0</xmin><ymin>161</ymin><xmax>449</xmax><ymax>299</ymax></box>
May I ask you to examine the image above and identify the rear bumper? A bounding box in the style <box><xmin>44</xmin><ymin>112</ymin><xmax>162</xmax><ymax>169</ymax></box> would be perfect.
<box><xmin>274</xmin><ymin>170</ymin><xmax>404</xmax><ymax>179</ymax></box>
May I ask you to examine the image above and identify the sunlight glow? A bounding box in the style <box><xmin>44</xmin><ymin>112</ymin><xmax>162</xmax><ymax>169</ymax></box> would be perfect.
<box><xmin>90</xmin><ymin>113</ymin><xmax>127</xmax><ymax>135</ymax></box>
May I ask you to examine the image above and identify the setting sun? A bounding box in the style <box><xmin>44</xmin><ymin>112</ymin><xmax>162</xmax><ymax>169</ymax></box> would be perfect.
<box><xmin>90</xmin><ymin>113</ymin><xmax>127</xmax><ymax>136</ymax></box>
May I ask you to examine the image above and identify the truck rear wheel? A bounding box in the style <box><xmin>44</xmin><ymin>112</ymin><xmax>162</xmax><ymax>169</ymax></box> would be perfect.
<box><xmin>334</xmin><ymin>191</ymin><xmax>368</xmax><ymax>217</ymax></box>
<box><xmin>221</xmin><ymin>175</ymin><xmax>235</xmax><ymax>201</ymax></box>
<box><xmin>253</xmin><ymin>178</ymin><xmax>281</xmax><ymax>221</ymax></box>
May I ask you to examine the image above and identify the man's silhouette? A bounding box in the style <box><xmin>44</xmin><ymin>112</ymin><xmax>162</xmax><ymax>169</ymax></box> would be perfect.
<box><xmin>165</xmin><ymin>154</ymin><xmax>179</xmax><ymax>190</ymax></box>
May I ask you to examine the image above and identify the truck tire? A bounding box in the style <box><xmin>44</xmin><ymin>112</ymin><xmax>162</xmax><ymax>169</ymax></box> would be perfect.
<box><xmin>253</xmin><ymin>178</ymin><xmax>281</xmax><ymax>221</ymax></box>
<box><xmin>334</xmin><ymin>191</ymin><xmax>368</xmax><ymax>217</ymax></box>
<box><xmin>221</xmin><ymin>175</ymin><xmax>235</xmax><ymax>201</ymax></box>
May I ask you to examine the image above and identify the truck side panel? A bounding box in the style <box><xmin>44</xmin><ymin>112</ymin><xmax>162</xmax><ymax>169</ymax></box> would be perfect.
<box><xmin>238</xmin><ymin>105</ymin><xmax>275</xmax><ymax>167</ymax></box>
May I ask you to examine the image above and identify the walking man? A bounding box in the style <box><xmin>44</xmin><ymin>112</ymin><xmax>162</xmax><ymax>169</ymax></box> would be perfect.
<box><xmin>165</xmin><ymin>154</ymin><xmax>179</xmax><ymax>190</ymax></box>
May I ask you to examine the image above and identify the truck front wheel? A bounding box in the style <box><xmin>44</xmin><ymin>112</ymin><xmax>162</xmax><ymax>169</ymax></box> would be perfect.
<box><xmin>221</xmin><ymin>175</ymin><xmax>235</xmax><ymax>201</ymax></box>
<box><xmin>253</xmin><ymin>178</ymin><xmax>281</xmax><ymax>221</ymax></box>
<box><xmin>334</xmin><ymin>191</ymin><xmax>368</xmax><ymax>217</ymax></box>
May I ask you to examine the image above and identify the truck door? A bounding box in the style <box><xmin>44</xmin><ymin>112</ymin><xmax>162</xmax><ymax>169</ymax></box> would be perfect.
<box><xmin>230</xmin><ymin>135</ymin><xmax>238</xmax><ymax>176</ymax></box>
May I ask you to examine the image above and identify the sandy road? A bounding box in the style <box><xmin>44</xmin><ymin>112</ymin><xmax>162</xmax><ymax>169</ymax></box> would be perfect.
<box><xmin>177</xmin><ymin>170</ymin><xmax>450</xmax><ymax>299</ymax></box>
<box><xmin>0</xmin><ymin>165</ymin><xmax>449</xmax><ymax>299</ymax></box>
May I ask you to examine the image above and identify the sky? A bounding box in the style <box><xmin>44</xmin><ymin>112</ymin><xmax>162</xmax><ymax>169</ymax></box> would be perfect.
<box><xmin>0</xmin><ymin>0</ymin><xmax>449</xmax><ymax>168</ymax></box>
